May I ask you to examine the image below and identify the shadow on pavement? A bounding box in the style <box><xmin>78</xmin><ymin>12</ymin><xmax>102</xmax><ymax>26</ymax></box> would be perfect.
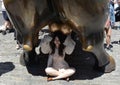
<box><xmin>26</xmin><ymin>53</ymin><xmax>48</xmax><ymax>77</ymax></box>
<box><xmin>65</xmin><ymin>51</ymin><xmax>104</xmax><ymax>80</ymax></box>
<box><xmin>111</xmin><ymin>40</ymin><xmax>120</xmax><ymax>45</ymax></box>
<box><xmin>0</xmin><ymin>62</ymin><xmax>15</xmax><ymax>76</ymax></box>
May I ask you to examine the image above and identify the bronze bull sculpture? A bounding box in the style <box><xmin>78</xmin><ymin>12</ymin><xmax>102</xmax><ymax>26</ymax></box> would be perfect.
<box><xmin>3</xmin><ymin>0</ymin><xmax>115</xmax><ymax>72</ymax></box>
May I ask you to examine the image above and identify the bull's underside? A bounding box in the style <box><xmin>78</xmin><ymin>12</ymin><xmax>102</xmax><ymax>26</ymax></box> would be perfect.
<box><xmin>3</xmin><ymin>0</ymin><xmax>115</xmax><ymax>73</ymax></box>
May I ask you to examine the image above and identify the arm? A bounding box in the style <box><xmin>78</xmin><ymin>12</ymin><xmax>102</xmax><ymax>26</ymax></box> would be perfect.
<box><xmin>47</xmin><ymin>55</ymin><xmax>53</xmax><ymax>67</ymax></box>
<box><xmin>40</xmin><ymin>35</ymin><xmax>52</xmax><ymax>54</ymax></box>
<box><xmin>64</xmin><ymin>34</ymin><xmax>76</xmax><ymax>55</ymax></box>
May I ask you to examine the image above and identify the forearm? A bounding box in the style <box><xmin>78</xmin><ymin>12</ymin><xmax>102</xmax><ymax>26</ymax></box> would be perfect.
<box><xmin>47</xmin><ymin>55</ymin><xmax>52</xmax><ymax>67</ymax></box>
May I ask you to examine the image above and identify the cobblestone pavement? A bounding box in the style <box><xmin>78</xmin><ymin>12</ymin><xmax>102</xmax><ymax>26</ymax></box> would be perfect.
<box><xmin>0</xmin><ymin>13</ymin><xmax>120</xmax><ymax>85</ymax></box>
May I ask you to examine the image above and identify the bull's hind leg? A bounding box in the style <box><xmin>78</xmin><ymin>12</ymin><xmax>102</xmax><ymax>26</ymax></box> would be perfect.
<box><xmin>81</xmin><ymin>31</ymin><xmax>116</xmax><ymax>72</ymax></box>
<box><xmin>20</xmin><ymin>48</ymin><xmax>38</xmax><ymax>66</ymax></box>
<box><xmin>20</xmin><ymin>30</ymin><xmax>40</xmax><ymax>66</ymax></box>
<box><xmin>92</xmin><ymin>45</ymin><xmax>115</xmax><ymax>73</ymax></box>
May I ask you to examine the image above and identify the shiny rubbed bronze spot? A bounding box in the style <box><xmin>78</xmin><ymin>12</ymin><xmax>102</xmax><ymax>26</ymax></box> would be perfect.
<box><xmin>23</xmin><ymin>45</ymin><xmax>32</xmax><ymax>51</ymax></box>
<box><xmin>83</xmin><ymin>45</ymin><xmax>93</xmax><ymax>51</ymax></box>
<box><xmin>50</xmin><ymin>23</ymin><xmax>59</xmax><ymax>32</ymax></box>
<box><xmin>61</xmin><ymin>24</ymin><xmax>72</xmax><ymax>34</ymax></box>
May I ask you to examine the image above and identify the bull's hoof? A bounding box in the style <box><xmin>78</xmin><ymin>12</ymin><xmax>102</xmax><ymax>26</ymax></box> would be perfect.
<box><xmin>20</xmin><ymin>52</ymin><xmax>30</xmax><ymax>66</ymax></box>
<box><xmin>20</xmin><ymin>55</ymin><xmax>26</xmax><ymax>66</ymax></box>
<box><xmin>94</xmin><ymin>56</ymin><xmax>115</xmax><ymax>73</ymax></box>
<box><xmin>83</xmin><ymin>45</ymin><xmax>93</xmax><ymax>51</ymax></box>
<box><xmin>104</xmin><ymin>56</ymin><xmax>116</xmax><ymax>73</ymax></box>
<box><xmin>23</xmin><ymin>45</ymin><xmax>32</xmax><ymax>51</ymax></box>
